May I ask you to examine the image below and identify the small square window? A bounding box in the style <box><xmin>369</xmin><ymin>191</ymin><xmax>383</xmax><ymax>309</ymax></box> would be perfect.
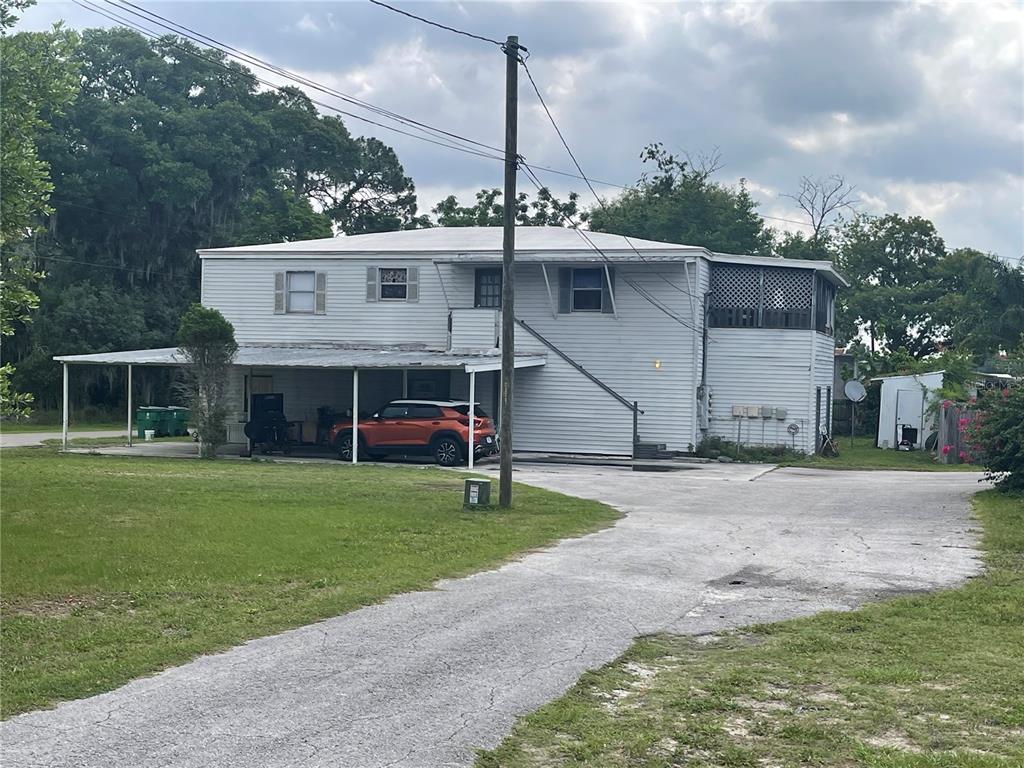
<box><xmin>379</xmin><ymin>268</ymin><xmax>408</xmax><ymax>300</ymax></box>
<box><xmin>287</xmin><ymin>271</ymin><xmax>315</xmax><ymax>313</ymax></box>
<box><xmin>572</xmin><ymin>268</ymin><xmax>603</xmax><ymax>311</ymax></box>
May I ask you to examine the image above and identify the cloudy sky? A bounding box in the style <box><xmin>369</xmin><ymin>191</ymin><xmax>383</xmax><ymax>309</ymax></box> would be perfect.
<box><xmin>20</xmin><ymin>1</ymin><xmax>1024</xmax><ymax>261</ymax></box>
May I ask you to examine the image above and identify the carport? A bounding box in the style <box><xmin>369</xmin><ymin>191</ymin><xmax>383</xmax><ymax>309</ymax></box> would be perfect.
<box><xmin>53</xmin><ymin>345</ymin><xmax>545</xmax><ymax>466</ymax></box>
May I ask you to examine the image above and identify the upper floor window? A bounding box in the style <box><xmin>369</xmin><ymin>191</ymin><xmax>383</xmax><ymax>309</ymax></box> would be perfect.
<box><xmin>572</xmin><ymin>268</ymin><xmax>603</xmax><ymax>311</ymax></box>
<box><xmin>380</xmin><ymin>268</ymin><xmax>408</xmax><ymax>300</ymax></box>
<box><xmin>475</xmin><ymin>268</ymin><xmax>502</xmax><ymax>308</ymax></box>
<box><xmin>287</xmin><ymin>271</ymin><xmax>315</xmax><ymax>313</ymax></box>
<box><xmin>366</xmin><ymin>266</ymin><xmax>420</xmax><ymax>303</ymax></box>
<box><xmin>274</xmin><ymin>271</ymin><xmax>326</xmax><ymax>315</ymax></box>
<box><xmin>557</xmin><ymin>266</ymin><xmax>615</xmax><ymax>314</ymax></box>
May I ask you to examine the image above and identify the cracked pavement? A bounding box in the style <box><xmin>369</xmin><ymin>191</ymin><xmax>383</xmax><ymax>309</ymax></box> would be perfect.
<box><xmin>1</xmin><ymin>464</ymin><xmax>983</xmax><ymax>767</ymax></box>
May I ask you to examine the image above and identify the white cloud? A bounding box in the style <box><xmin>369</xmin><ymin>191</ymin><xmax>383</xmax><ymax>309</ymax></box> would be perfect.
<box><xmin>295</xmin><ymin>13</ymin><xmax>319</xmax><ymax>34</ymax></box>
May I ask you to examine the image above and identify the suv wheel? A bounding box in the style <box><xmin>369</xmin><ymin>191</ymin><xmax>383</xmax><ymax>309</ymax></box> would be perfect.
<box><xmin>336</xmin><ymin>434</ymin><xmax>355</xmax><ymax>461</ymax></box>
<box><xmin>432</xmin><ymin>436</ymin><xmax>463</xmax><ymax>467</ymax></box>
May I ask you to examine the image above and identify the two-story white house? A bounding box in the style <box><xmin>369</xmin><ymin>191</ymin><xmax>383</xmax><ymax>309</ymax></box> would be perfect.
<box><xmin>56</xmin><ymin>226</ymin><xmax>846</xmax><ymax>457</ymax></box>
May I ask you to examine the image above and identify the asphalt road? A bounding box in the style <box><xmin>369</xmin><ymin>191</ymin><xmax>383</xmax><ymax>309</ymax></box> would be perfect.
<box><xmin>1</xmin><ymin>465</ymin><xmax>983</xmax><ymax>768</ymax></box>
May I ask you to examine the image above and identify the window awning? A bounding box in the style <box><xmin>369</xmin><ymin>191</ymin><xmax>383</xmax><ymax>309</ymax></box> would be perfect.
<box><xmin>53</xmin><ymin>345</ymin><xmax>545</xmax><ymax>373</ymax></box>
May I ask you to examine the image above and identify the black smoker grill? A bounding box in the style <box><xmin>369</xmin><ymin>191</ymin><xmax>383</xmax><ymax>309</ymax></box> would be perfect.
<box><xmin>244</xmin><ymin>393</ymin><xmax>293</xmax><ymax>455</ymax></box>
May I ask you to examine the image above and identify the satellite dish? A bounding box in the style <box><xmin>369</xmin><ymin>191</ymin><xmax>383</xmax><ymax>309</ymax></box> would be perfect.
<box><xmin>844</xmin><ymin>380</ymin><xmax>867</xmax><ymax>403</ymax></box>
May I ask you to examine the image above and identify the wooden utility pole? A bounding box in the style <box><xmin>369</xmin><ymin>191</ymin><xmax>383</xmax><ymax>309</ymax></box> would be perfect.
<box><xmin>498</xmin><ymin>34</ymin><xmax>519</xmax><ymax>508</ymax></box>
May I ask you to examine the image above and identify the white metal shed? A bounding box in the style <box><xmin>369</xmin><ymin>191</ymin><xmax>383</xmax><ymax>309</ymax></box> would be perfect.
<box><xmin>873</xmin><ymin>371</ymin><xmax>945</xmax><ymax>450</ymax></box>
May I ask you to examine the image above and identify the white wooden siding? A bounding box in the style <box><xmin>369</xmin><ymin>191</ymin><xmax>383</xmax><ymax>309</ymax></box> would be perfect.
<box><xmin>449</xmin><ymin>308</ymin><xmax>498</xmax><ymax>350</ymax></box>
<box><xmin>508</xmin><ymin>261</ymin><xmax>700</xmax><ymax>455</ymax></box>
<box><xmin>705</xmin><ymin>328</ymin><xmax>819</xmax><ymax>452</ymax></box>
<box><xmin>814</xmin><ymin>332</ymin><xmax>836</xmax><ymax>434</ymax></box>
<box><xmin>203</xmin><ymin>258</ymin><xmax>461</xmax><ymax>346</ymax></box>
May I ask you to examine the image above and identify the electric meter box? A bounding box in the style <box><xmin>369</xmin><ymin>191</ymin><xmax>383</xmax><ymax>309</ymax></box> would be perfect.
<box><xmin>464</xmin><ymin>478</ymin><xmax>492</xmax><ymax>508</ymax></box>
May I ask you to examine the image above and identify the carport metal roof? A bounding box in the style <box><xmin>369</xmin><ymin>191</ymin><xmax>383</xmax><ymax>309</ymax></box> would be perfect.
<box><xmin>54</xmin><ymin>345</ymin><xmax>545</xmax><ymax>373</ymax></box>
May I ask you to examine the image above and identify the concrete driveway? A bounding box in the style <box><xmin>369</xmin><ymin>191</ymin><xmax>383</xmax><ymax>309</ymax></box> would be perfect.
<box><xmin>1</xmin><ymin>465</ymin><xmax>983</xmax><ymax>768</ymax></box>
<box><xmin>0</xmin><ymin>430</ymin><xmax>125</xmax><ymax>448</ymax></box>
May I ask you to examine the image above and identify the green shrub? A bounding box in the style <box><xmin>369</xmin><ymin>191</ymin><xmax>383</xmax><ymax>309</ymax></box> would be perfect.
<box><xmin>969</xmin><ymin>386</ymin><xmax>1024</xmax><ymax>491</ymax></box>
<box><xmin>696</xmin><ymin>436</ymin><xmax>805</xmax><ymax>463</ymax></box>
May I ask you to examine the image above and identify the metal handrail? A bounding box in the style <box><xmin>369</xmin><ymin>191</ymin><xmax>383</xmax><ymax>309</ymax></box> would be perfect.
<box><xmin>515</xmin><ymin>319</ymin><xmax>643</xmax><ymax>415</ymax></box>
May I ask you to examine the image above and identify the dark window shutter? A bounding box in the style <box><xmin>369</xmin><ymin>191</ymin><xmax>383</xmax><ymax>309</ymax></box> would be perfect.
<box><xmin>366</xmin><ymin>267</ymin><xmax>378</xmax><ymax>302</ymax></box>
<box><xmin>406</xmin><ymin>266</ymin><xmax>419</xmax><ymax>302</ymax></box>
<box><xmin>315</xmin><ymin>272</ymin><xmax>327</xmax><ymax>315</ymax></box>
<box><xmin>274</xmin><ymin>272</ymin><xmax>285</xmax><ymax>314</ymax></box>
<box><xmin>558</xmin><ymin>267</ymin><xmax>571</xmax><ymax>314</ymax></box>
<box><xmin>601</xmin><ymin>266</ymin><xmax>615</xmax><ymax>314</ymax></box>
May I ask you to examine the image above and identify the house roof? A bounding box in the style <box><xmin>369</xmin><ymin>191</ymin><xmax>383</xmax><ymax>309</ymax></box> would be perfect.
<box><xmin>870</xmin><ymin>370</ymin><xmax>945</xmax><ymax>382</ymax></box>
<box><xmin>54</xmin><ymin>344</ymin><xmax>546</xmax><ymax>374</ymax></box>
<box><xmin>197</xmin><ymin>226</ymin><xmax>704</xmax><ymax>258</ymax></box>
<box><xmin>197</xmin><ymin>226</ymin><xmax>848</xmax><ymax>285</ymax></box>
<box><xmin>710</xmin><ymin>252</ymin><xmax>849</xmax><ymax>287</ymax></box>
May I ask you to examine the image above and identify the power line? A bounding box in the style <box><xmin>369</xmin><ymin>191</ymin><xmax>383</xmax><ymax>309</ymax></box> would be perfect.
<box><xmin>109</xmin><ymin>0</ymin><xmax>506</xmax><ymax>157</ymax></box>
<box><xmin>518</xmin><ymin>163</ymin><xmax>701</xmax><ymax>333</ymax></box>
<box><xmin>79</xmin><ymin>0</ymin><xmax>813</xmax><ymax>234</ymax></box>
<box><xmin>367</xmin><ymin>0</ymin><xmax>506</xmax><ymax>48</ymax></box>
<box><xmin>33</xmin><ymin>254</ymin><xmax>194</xmax><ymax>282</ymax></box>
<box><xmin>520</xmin><ymin>57</ymin><xmax>700</xmax><ymax>305</ymax></box>
<box><xmin>73</xmin><ymin>0</ymin><xmax>504</xmax><ymax>163</ymax></box>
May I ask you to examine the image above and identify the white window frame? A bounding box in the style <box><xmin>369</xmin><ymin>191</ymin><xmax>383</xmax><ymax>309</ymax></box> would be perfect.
<box><xmin>571</xmin><ymin>267</ymin><xmax>603</xmax><ymax>312</ymax></box>
<box><xmin>378</xmin><ymin>267</ymin><xmax>408</xmax><ymax>301</ymax></box>
<box><xmin>286</xmin><ymin>271</ymin><xmax>316</xmax><ymax>314</ymax></box>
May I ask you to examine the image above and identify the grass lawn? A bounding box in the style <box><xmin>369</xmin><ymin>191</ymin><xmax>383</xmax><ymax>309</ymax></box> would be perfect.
<box><xmin>478</xmin><ymin>491</ymin><xmax>1024</xmax><ymax>767</ymax></box>
<box><xmin>0</xmin><ymin>450</ymin><xmax>618</xmax><ymax>719</ymax></box>
<box><xmin>779</xmin><ymin>436</ymin><xmax>980</xmax><ymax>472</ymax></box>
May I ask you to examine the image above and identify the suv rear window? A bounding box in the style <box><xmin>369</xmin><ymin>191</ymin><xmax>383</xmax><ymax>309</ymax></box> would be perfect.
<box><xmin>452</xmin><ymin>404</ymin><xmax>489</xmax><ymax>417</ymax></box>
<box><xmin>379</xmin><ymin>404</ymin><xmax>410</xmax><ymax>418</ymax></box>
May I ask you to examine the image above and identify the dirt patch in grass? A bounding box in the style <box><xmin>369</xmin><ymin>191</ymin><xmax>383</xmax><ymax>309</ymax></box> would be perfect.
<box><xmin>3</xmin><ymin>595</ymin><xmax>104</xmax><ymax>618</ymax></box>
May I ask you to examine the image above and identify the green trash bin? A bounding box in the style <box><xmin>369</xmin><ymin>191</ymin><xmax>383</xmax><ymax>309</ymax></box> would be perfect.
<box><xmin>136</xmin><ymin>407</ymin><xmax>167</xmax><ymax>439</ymax></box>
<box><xmin>166</xmin><ymin>407</ymin><xmax>191</xmax><ymax>437</ymax></box>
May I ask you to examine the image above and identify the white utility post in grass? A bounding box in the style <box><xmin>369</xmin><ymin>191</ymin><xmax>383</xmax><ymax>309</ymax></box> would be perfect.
<box><xmin>351</xmin><ymin>368</ymin><xmax>359</xmax><ymax>464</ymax></box>
<box><xmin>61</xmin><ymin>363</ymin><xmax>69</xmax><ymax>451</ymax></box>
<box><xmin>127</xmin><ymin>363</ymin><xmax>133</xmax><ymax>448</ymax></box>
<box><xmin>468</xmin><ymin>370</ymin><xmax>476</xmax><ymax>469</ymax></box>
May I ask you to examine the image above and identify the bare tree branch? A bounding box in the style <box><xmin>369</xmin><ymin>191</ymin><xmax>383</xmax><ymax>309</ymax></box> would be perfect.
<box><xmin>782</xmin><ymin>174</ymin><xmax>859</xmax><ymax>240</ymax></box>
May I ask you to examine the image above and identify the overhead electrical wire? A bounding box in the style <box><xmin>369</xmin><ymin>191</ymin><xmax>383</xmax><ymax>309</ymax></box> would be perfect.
<box><xmin>367</xmin><ymin>0</ymin><xmax>507</xmax><ymax>48</ymax></box>
<box><xmin>518</xmin><ymin>163</ymin><xmax>702</xmax><ymax>334</ymax></box>
<box><xmin>108</xmin><ymin>0</ymin><xmax>506</xmax><ymax>158</ymax></box>
<box><xmin>73</xmin><ymin>0</ymin><xmax>504</xmax><ymax>163</ymax></box>
<box><xmin>94</xmin><ymin>0</ymin><xmax>811</xmax><ymax>231</ymax></box>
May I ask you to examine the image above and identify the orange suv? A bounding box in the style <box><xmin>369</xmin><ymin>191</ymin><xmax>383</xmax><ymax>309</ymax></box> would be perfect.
<box><xmin>328</xmin><ymin>400</ymin><xmax>497</xmax><ymax>466</ymax></box>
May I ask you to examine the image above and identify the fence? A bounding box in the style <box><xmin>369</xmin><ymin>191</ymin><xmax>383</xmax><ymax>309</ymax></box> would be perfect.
<box><xmin>936</xmin><ymin>402</ymin><xmax>977</xmax><ymax>465</ymax></box>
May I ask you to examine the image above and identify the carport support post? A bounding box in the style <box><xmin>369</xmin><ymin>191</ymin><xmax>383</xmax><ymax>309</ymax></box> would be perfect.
<box><xmin>61</xmin><ymin>362</ymin><xmax>69</xmax><ymax>451</ymax></box>
<box><xmin>127</xmin><ymin>364</ymin><xmax>133</xmax><ymax>448</ymax></box>
<box><xmin>468</xmin><ymin>370</ymin><xmax>476</xmax><ymax>469</ymax></box>
<box><xmin>351</xmin><ymin>368</ymin><xmax>359</xmax><ymax>464</ymax></box>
